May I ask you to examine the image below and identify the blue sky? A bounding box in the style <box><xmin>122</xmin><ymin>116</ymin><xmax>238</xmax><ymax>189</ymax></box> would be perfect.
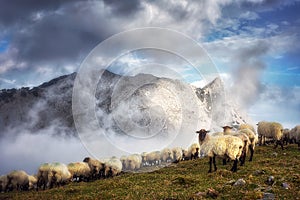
<box><xmin>0</xmin><ymin>0</ymin><xmax>299</xmax><ymax>127</ymax></box>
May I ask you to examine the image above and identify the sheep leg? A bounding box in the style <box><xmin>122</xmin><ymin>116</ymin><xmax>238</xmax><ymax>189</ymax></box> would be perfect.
<box><xmin>249</xmin><ymin>146</ymin><xmax>254</xmax><ymax>162</ymax></box>
<box><xmin>240</xmin><ymin>152</ymin><xmax>246</xmax><ymax>166</ymax></box>
<box><xmin>208</xmin><ymin>156</ymin><xmax>217</xmax><ymax>173</ymax></box>
<box><xmin>230</xmin><ymin>158</ymin><xmax>238</xmax><ymax>172</ymax></box>
<box><xmin>213</xmin><ymin>156</ymin><xmax>217</xmax><ymax>172</ymax></box>
<box><xmin>222</xmin><ymin>158</ymin><xmax>227</xmax><ymax>165</ymax></box>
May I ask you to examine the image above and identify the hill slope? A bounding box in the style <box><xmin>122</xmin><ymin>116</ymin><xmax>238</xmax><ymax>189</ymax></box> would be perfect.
<box><xmin>1</xmin><ymin>145</ymin><xmax>299</xmax><ymax>200</ymax></box>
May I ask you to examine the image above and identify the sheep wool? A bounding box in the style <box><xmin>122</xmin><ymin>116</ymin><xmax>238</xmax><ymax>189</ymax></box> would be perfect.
<box><xmin>257</xmin><ymin>121</ymin><xmax>284</xmax><ymax>149</ymax></box>
<box><xmin>47</xmin><ymin>163</ymin><xmax>72</xmax><ymax>188</ymax></box>
<box><xmin>0</xmin><ymin>175</ymin><xmax>8</xmax><ymax>192</ymax></box>
<box><xmin>67</xmin><ymin>162</ymin><xmax>91</xmax><ymax>181</ymax></box>
<box><xmin>196</xmin><ymin>129</ymin><xmax>244</xmax><ymax>173</ymax></box>
<box><xmin>160</xmin><ymin>148</ymin><xmax>174</xmax><ymax>163</ymax></box>
<box><xmin>6</xmin><ymin>170</ymin><xmax>30</xmax><ymax>191</ymax></box>
<box><xmin>239</xmin><ymin>124</ymin><xmax>256</xmax><ymax>133</ymax></box>
<box><xmin>172</xmin><ymin>147</ymin><xmax>183</xmax><ymax>163</ymax></box>
<box><xmin>125</xmin><ymin>154</ymin><xmax>142</xmax><ymax>171</ymax></box>
<box><xmin>104</xmin><ymin>157</ymin><xmax>122</xmax><ymax>177</ymax></box>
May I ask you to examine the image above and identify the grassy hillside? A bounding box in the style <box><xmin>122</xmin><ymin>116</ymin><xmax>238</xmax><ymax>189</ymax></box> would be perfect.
<box><xmin>1</xmin><ymin>145</ymin><xmax>300</xmax><ymax>200</ymax></box>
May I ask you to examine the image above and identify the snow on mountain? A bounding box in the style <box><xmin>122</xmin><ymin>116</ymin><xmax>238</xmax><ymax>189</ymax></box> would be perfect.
<box><xmin>0</xmin><ymin>70</ymin><xmax>250</xmax><ymax>138</ymax></box>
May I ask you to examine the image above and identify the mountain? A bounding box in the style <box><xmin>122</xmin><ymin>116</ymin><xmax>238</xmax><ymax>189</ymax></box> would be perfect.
<box><xmin>0</xmin><ymin>70</ymin><xmax>250</xmax><ymax>138</ymax></box>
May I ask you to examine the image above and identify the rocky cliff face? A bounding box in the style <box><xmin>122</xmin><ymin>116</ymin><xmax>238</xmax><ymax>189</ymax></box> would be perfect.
<box><xmin>0</xmin><ymin>70</ymin><xmax>249</xmax><ymax>138</ymax></box>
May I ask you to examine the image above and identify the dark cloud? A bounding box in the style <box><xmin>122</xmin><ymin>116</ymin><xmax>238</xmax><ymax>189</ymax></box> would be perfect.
<box><xmin>103</xmin><ymin>0</ymin><xmax>143</xmax><ymax>16</ymax></box>
<box><xmin>0</xmin><ymin>0</ymin><xmax>73</xmax><ymax>26</ymax></box>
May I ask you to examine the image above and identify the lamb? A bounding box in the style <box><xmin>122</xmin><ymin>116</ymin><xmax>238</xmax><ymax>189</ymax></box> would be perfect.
<box><xmin>257</xmin><ymin>121</ymin><xmax>284</xmax><ymax>149</ymax></box>
<box><xmin>47</xmin><ymin>162</ymin><xmax>72</xmax><ymax>188</ymax></box>
<box><xmin>142</xmin><ymin>151</ymin><xmax>161</xmax><ymax>166</ymax></box>
<box><xmin>182</xmin><ymin>143</ymin><xmax>200</xmax><ymax>160</ymax></box>
<box><xmin>67</xmin><ymin>162</ymin><xmax>91</xmax><ymax>182</ymax></box>
<box><xmin>6</xmin><ymin>170</ymin><xmax>30</xmax><ymax>191</ymax></box>
<box><xmin>160</xmin><ymin>148</ymin><xmax>174</xmax><ymax>163</ymax></box>
<box><xmin>172</xmin><ymin>147</ymin><xmax>183</xmax><ymax>163</ymax></box>
<box><xmin>0</xmin><ymin>175</ymin><xmax>8</xmax><ymax>192</ymax></box>
<box><xmin>104</xmin><ymin>157</ymin><xmax>123</xmax><ymax>178</ymax></box>
<box><xmin>124</xmin><ymin>154</ymin><xmax>142</xmax><ymax>171</ymax></box>
<box><xmin>83</xmin><ymin>157</ymin><xmax>105</xmax><ymax>179</ymax></box>
<box><xmin>196</xmin><ymin>129</ymin><xmax>244</xmax><ymax>173</ymax></box>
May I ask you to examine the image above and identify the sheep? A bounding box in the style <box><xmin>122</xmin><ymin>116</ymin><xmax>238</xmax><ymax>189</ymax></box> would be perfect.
<box><xmin>196</xmin><ymin>129</ymin><xmax>244</xmax><ymax>173</ymax></box>
<box><xmin>28</xmin><ymin>175</ymin><xmax>37</xmax><ymax>190</ymax></box>
<box><xmin>257</xmin><ymin>121</ymin><xmax>284</xmax><ymax>149</ymax></box>
<box><xmin>142</xmin><ymin>151</ymin><xmax>161</xmax><ymax>166</ymax></box>
<box><xmin>221</xmin><ymin>126</ymin><xmax>253</xmax><ymax>164</ymax></box>
<box><xmin>83</xmin><ymin>157</ymin><xmax>105</xmax><ymax>179</ymax></box>
<box><xmin>104</xmin><ymin>157</ymin><xmax>123</xmax><ymax>178</ymax></box>
<box><xmin>182</xmin><ymin>143</ymin><xmax>200</xmax><ymax>160</ymax></box>
<box><xmin>290</xmin><ymin>125</ymin><xmax>300</xmax><ymax>149</ymax></box>
<box><xmin>124</xmin><ymin>154</ymin><xmax>142</xmax><ymax>171</ymax></box>
<box><xmin>239</xmin><ymin>123</ymin><xmax>256</xmax><ymax>133</ymax></box>
<box><xmin>67</xmin><ymin>162</ymin><xmax>91</xmax><ymax>182</ymax></box>
<box><xmin>6</xmin><ymin>170</ymin><xmax>30</xmax><ymax>191</ymax></box>
<box><xmin>230</xmin><ymin>132</ymin><xmax>250</xmax><ymax>166</ymax></box>
<box><xmin>160</xmin><ymin>148</ymin><xmax>174</xmax><ymax>163</ymax></box>
<box><xmin>120</xmin><ymin>155</ymin><xmax>127</xmax><ymax>169</ymax></box>
<box><xmin>282</xmin><ymin>128</ymin><xmax>290</xmax><ymax>145</ymax></box>
<box><xmin>172</xmin><ymin>147</ymin><xmax>183</xmax><ymax>163</ymax></box>
<box><xmin>47</xmin><ymin>162</ymin><xmax>72</xmax><ymax>188</ymax></box>
<box><xmin>0</xmin><ymin>175</ymin><xmax>8</xmax><ymax>192</ymax></box>
<box><xmin>237</xmin><ymin>128</ymin><xmax>258</xmax><ymax>162</ymax></box>
<box><xmin>37</xmin><ymin>163</ymin><xmax>51</xmax><ymax>190</ymax></box>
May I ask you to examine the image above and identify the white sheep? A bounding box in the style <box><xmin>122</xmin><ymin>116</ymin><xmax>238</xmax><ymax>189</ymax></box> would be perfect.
<box><xmin>37</xmin><ymin>163</ymin><xmax>51</xmax><ymax>190</ymax></box>
<box><xmin>124</xmin><ymin>154</ymin><xmax>142</xmax><ymax>171</ymax></box>
<box><xmin>0</xmin><ymin>175</ymin><xmax>8</xmax><ymax>192</ymax></box>
<box><xmin>83</xmin><ymin>157</ymin><xmax>105</xmax><ymax>179</ymax></box>
<box><xmin>182</xmin><ymin>143</ymin><xmax>200</xmax><ymax>160</ymax></box>
<box><xmin>172</xmin><ymin>147</ymin><xmax>183</xmax><ymax>163</ymax></box>
<box><xmin>47</xmin><ymin>162</ymin><xmax>72</xmax><ymax>188</ymax></box>
<box><xmin>104</xmin><ymin>157</ymin><xmax>123</xmax><ymax>178</ymax></box>
<box><xmin>219</xmin><ymin>126</ymin><xmax>251</xmax><ymax>165</ymax></box>
<box><xmin>67</xmin><ymin>162</ymin><xmax>91</xmax><ymax>182</ymax></box>
<box><xmin>28</xmin><ymin>175</ymin><xmax>37</xmax><ymax>190</ymax></box>
<box><xmin>257</xmin><ymin>121</ymin><xmax>284</xmax><ymax>149</ymax></box>
<box><xmin>160</xmin><ymin>148</ymin><xmax>174</xmax><ymax>163</ymax></box>
<box><xmin>142</xmin><ymin>151</ymin><xmax>161</xmax><ymax>166</ymax></box>
<box><xmin>282</xmin><ymin>128</ymin><xmax>290</xmax><ymax>145</ymax></box>
<box><xmin>230</xmin><ymin>131</ymin><xmax>250</xmax><ymax>166</ymax></box>
<box><xmin>196</xmin><ymin>129</ymin><xmax>244</xmax><ymax>173</ymax></box>
<box><xmin>6</xmin><ymin>170</ymin><xmax>30</xmax><ymax>191</ymax></box>
<box><xmin>290</xmin><ymin>125</ymin><xmax>300</xmax><ymax>149</ymax></box>
<box><xmin>239</xmin><ymin>123</ymin><xmax>256</xmax><ymax>133</ymax></box>
<box><xmin>120</xmin><ymin>155</ymin><xmax>127</xmax><ymax>170</ymax></box>
<box><xmin>237</xmin><ymin>128</ymin><xmax>258</xmax><ymax>162</ymax></box>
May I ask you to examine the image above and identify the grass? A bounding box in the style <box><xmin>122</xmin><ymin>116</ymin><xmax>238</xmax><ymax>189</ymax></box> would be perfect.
<box><xmin>1</xmin><ymin>144</ymin><xmax>300</xmax><ymax>200</ymax></box>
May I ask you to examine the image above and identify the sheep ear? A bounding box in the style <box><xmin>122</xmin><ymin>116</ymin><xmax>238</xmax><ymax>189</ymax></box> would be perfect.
<box><xmin>206</xmin><ymin>130</ymin><xmax>210</xmax><ymax>133</ymax></box>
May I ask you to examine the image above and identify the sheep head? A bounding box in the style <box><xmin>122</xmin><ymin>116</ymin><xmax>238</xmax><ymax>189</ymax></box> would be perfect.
<box><xmin>196</xmin><ymin>129</ymin><xmax>209</xmax><ymax>142</ymax></box>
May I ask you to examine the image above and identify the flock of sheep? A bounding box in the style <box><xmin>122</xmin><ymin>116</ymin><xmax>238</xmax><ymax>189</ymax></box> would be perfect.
<box><xmin>0</xmin><ymin>122</ymin><xmax>299</xmax><ymax>193</ymax></box>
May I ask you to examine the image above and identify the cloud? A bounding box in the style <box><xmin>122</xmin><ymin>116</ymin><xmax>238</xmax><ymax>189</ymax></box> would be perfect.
<box><xmin>248</xmin><ymin>85</ymin><xmax>300</xmax><ymax>128</ymax></box>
